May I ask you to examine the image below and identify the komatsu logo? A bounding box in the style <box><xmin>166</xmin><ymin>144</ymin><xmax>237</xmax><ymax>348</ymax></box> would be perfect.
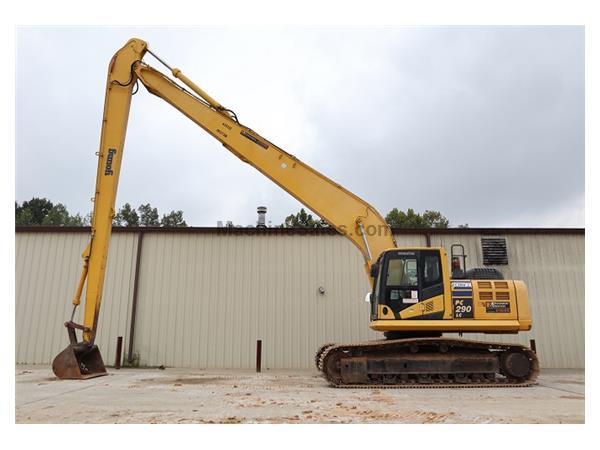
<box><xmin>104</xmin><ymin>148</ymin><xmax>117</xmax><ymax>175</ymax></box>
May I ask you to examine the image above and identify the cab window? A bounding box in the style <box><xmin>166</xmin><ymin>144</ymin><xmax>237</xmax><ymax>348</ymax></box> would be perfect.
<box><xmin>422</xmin><ymin>253</ymin><xmax>441</xmax><ymax>287</ymax></box>
<box><xmin>386</xmin><ymin>257</ymin><xmax>418</xmax><ymax>287</ymax></box>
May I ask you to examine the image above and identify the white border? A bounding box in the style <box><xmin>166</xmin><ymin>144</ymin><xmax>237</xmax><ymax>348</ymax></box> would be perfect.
<box><xmin>3</xmin><ymin>0</ymin><xmax>596</xmax><ymax>447</ymax></box>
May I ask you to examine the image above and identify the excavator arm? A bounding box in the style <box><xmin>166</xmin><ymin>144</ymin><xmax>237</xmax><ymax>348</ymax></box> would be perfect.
<box><xmin>133</xmin><ymin>61</ymin><xmax>396</xmax><ymax>266</ymax></box>
<box><xmin>52</xmin><ymin>38</ymin><xmax>396</xmax><ymax>379</ymax></box>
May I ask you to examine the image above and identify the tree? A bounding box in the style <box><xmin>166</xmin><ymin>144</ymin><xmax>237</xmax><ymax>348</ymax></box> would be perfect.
<box><xmin>421</xmin><ymin>210</ymin><xmax>450</xmax><ymax>228</ymax></box>
<box><xmin>15</xmin><ymin>198</ymin><xmax>87</xmax><ymax>226</ymax></box>
<box><xmin>15</xmin><ymin>207</ymin><xmax>34</xmax><ymax>226</ymax></box>
<box><xmin>41</xmin><ymin>203</ymin><xmax>83</xmax><ymax>226</ymax></box>
<box><xmin>385</xmin><ymin>208</ymin><xmax>426</xmax><ymax>228</ymax></box>
<box><xmin>385</xmin><ymin>208</ymin><xmax>450</xmax><ymax>228</ymax></box>
<box><xmin>17</xmin><ymin>197</ymin><xmax>54</xmax><ymax>225</ymax></box>
<box><xmin>138</xmin><ymin>203</ymin><xmax>159</xmax><ymax>226</ymax></box>
<box><xmin>160</xmin><ymin>210</ymin><xmax>187</xmax><ymax>227</ymax></box>
<box><xmin>283</xmin><ymin>208</ymin><xmax>328</xmax><ymax>228</ymax></box>
<box><xmin>114</xmin><ymin>203</ymin><xmax>139</xmax><ymax>226</ymax></box>
<box><xmin>69</xmin><ymin>213</ymin><xmax>88</xmax><ymax>226</ymax></box>
<box><xmin>14</xmin><ymin>198</ymin><xmax>191</xmax><ymax>227</ymax></box>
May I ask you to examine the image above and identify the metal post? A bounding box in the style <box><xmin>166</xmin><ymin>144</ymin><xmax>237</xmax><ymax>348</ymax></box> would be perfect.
<box><xmin>256</xmin><ymin>340</ymin><xmax>262</xmax><ymax>373</ymax></box>
<box><xmin>128</xmin><ymin>231</ymin><xmax>144</xmax><ymax>364</ymax></box>
<box><xmin>115</xmin><ymin>336</ymin><xmax>123</xmax><ymax>369</ymax></box>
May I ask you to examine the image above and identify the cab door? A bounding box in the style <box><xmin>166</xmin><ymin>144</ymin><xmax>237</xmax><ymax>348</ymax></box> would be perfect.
<box><xmin>374</xmin><ymin>250</ymin><xmax>446</xmax><ymax>320</ymax></box>
<box><xmin>420</xmin><ymin>250</ymin><xmax>444</xmax><ymax>302</ymax></box>
<box><xmin>409</xmin><ymin>250</ymin><xmax>446</xmax><ymax>320</ymax></box>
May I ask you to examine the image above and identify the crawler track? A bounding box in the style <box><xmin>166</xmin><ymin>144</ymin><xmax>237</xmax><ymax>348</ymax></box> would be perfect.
<box><xmin>315</xmin><ymin>343</ymin><xmax>337</xmax><ymax>371</ymax></box>
<box><xmin>318</xmin><ymin>337</ymin><xmax>539</xmax><ymax>388</ymax></box>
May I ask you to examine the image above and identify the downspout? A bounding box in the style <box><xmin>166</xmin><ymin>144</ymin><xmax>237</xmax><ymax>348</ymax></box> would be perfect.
<box><xmin>127</xmin><ymin>230</ymin><xmax>144</xmax><ymax>364</ymax></box>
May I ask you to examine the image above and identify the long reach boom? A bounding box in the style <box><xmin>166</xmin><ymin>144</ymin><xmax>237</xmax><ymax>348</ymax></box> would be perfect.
<box><xmin>52</xmin><ymin>38</ymin><xmax>396</xmax><ymax>379</ymax></box>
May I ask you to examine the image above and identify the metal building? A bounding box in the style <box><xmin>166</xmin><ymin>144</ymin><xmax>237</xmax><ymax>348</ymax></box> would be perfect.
<box><xmin>15</xmin><ymin>227</ymin><xmax>584</xmax><ymax>369</ymax></box>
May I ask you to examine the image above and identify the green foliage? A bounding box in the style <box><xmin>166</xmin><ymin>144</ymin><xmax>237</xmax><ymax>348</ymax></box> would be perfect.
<box><xmin>160</xmin><ymin>210</ymin><xmax>187</xmax><ymax>227</ymax></box>
<box><xmin>385</xmin><ymin>208</ymin><xmax>450</xmax><ymax>228</ymax></box>
<box><xmin>114</xmin><ymin>203</ymin><xmax>139</xmax><ymax>227</ymax></box>
<box><xmin>41</xmin><ymin>204</ymin><xmax>71</xmax><ymax>225</ymax></box>
<box><xmin>15</xmin><ymin>197</ymin><xmax>187</xmax><ymax>228</ymax></box>
<box><xmin>137</xmin><ymin>203</ymin><xmax>160</xmax><ymax>226</ymax></box>
<box><xmin>16</xmin><ymin>197</ymin><xmax>54</xmax><ymax>225</ymax></box>
<box><xmin>70</xmin><ymin>213</ymin><xmax>88</xmax><ymax>226</ymax></box>
<box><xmin>283</xmin><ymin>208</ymin><xmax>328</xmax><ymax>228</ymax></box>
<box><xmin>15</xmin><ymin>207</ymin><xmax>34</xmax><ymax>226</ymax></box>
<box><xmin>15</xmin><ymin>197</ymin><xmax>86</xmax><ymax>226</ymax></box>
<box><xmin>421</xmin><ymin>210</ymin><xmax>450</xmax><ymax>228</ymax></box>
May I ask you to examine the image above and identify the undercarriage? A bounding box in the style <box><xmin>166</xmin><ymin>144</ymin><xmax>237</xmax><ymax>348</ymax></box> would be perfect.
<box><xmin>317</xmin><ymin>337</ymin><xmax>539</xmax><ymax>388</ymax></box>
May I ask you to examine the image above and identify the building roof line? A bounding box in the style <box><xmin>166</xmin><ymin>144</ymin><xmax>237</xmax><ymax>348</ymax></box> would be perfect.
<box><xmin>15</xmin><ymin>226</ymin><xmax>585</xmax><ymax>235</ymax></box>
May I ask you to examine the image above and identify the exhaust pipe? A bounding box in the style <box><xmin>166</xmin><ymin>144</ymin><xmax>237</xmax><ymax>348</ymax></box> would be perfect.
<box><xmin>52</xmin><ymin>321</ymin><xmax>107</xmax><ymax>380</ymax></box>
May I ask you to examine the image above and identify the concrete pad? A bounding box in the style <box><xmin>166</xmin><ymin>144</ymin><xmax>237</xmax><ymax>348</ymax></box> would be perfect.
<box><xmin>15</xmin><ymin>365</ymin><xmax>584</xmax><ymax>424</ymax></box>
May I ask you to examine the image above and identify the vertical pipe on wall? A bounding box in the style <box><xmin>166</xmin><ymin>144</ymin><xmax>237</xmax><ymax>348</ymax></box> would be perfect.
<box><xmin>127</xmin><ymin>231</ymin><xmax>145</xmax><ymax>364</ymax></box>
<box><xmin>115</xmin><ymin>336</ymin><xmax>123</xmax><ymax>369</ymax></box>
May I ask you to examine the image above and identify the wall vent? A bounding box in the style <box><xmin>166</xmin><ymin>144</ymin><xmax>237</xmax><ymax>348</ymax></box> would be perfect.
<box><xmin>481</xmin><ymin>238</ymin><xmax>508</xmax><ymax>265</ymax></box>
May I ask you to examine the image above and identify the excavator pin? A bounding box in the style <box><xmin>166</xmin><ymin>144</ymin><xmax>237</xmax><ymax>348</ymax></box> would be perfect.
<box><xmin>52</xmin><ymin>321</ymin><xmax>107</xmax><ymax>380</ymax></box>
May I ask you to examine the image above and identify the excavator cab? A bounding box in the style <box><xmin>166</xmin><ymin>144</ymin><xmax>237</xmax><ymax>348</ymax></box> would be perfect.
<box><xmin>369</xmin><ymin>248</ymin><xmax>447</xmax><ymax>322</ymax></box>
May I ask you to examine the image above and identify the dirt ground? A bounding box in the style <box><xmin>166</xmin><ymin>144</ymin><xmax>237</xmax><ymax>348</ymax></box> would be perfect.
<box><xmin>15</xmin><ymin>366</ymin><xmax>584</xmax><ymax>424</ymax></box>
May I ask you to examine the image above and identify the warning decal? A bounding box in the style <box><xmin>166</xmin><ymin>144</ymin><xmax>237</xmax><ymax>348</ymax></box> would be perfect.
<box><xmin>485</xmin><ymin>301</ymin><xmax>511</xmax><ymax>313</ymax></box>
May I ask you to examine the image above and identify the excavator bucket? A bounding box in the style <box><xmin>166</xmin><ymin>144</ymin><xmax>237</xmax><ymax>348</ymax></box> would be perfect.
<box><xmin>52</xmin><ymin>343</ymin><xmax>107</xmax><ymax>379</ymax></box>
<box><xmin>52</xmin><ymin>322</ymin><xmax>108</xmax><ymax>380</ymax></box>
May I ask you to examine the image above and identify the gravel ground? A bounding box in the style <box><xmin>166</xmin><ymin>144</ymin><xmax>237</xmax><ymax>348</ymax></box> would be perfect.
<box><xmin>15</xmin><ymin>366</ymin><xmax>584</xmax><ymax>424</ymax></box>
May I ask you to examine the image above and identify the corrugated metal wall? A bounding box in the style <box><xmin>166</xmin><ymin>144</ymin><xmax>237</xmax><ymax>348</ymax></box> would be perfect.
<box><xmin>15</xmin><ymin>232</ymin><xmax>138</xmax><ymax>365</ymax></box>
<box><xmin>134</xmin><ymin>232</ymin><xmax>383</xmax><ymax>369</ymax></box>
<box><xmin>15</xmin><ymin>229</ymin><xmax>584</xmax><ymax>369</ymax></box>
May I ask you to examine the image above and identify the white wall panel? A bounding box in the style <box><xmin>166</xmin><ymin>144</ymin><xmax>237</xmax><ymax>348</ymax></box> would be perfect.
<box><xmin>15</xmin><ymin>232</ymin><xmax>138</xmax><ymax>366</ymax></box>
<box><xmin>16</xmin><ymin>229</ymin><xmax>584</xmax><ymax>369</ymax></box>
<box><xmin>132</xmin><ymin>232</ymin><xmax>377</xmax><ymax>369</ymax></box>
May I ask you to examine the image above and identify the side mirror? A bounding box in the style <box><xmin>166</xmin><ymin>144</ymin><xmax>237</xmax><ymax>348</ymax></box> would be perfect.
<box><xmin>370</xmin><ymin>263</ymin><xmax>379</xmax><ymax>278</ymax></box>
<box><xmin>364</xmin><ymin>292</ymin><xmax>372</xmax><ymax>303</ymax></box>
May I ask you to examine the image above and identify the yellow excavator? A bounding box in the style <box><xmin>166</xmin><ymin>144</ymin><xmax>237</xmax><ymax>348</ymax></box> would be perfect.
<box><xmin>52</xmin><ymin>38</ymin><xmax>539</xmax><ymax>386</ymax></box>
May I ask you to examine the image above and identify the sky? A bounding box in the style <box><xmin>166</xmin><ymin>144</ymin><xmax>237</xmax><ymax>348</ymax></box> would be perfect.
<box><xmin>16</xmin><ymin>26</ymin><xmax>584</xmax><ymax>228</ymax></box>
